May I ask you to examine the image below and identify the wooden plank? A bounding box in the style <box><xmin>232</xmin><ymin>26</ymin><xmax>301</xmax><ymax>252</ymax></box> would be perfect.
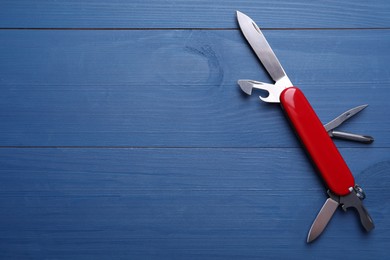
<box><xmin>0</xmin><ymin>147</ymin><xmax>388</xmax><ymax>259</ymax></box>
<box><xmin>1</xmin><ymin>1</ymin><xmax>388</xmax><ymax>259</ymax></box>
<box><xmin>1</xmin><ymin>29</ymin><xmax>389</xmax><ymax>147</ymax></box>
<box><xmin>0</xmin><ymin>1</ymin><xmax>389</xmax><ymax>29</ymax></box>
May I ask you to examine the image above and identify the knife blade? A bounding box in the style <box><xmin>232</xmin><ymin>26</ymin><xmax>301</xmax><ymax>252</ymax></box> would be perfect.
<box><xmin>307</xmin><ymin>197</ymin><xmax>339</xmax><ymax>243</ymax></box>
<box><xmin>324</xmin><ymin>104</ymin><xmax>368</xmax><ymax>132</ymax></box>
<box><xmin>323</xmin><ymin>104</ymin><xmax>374</xmax><ymax>143</ymax></box>
<box><xmin>236</xmin><ymin>11</ymin><xmax>292</xmax><ymax>87</ymax></box>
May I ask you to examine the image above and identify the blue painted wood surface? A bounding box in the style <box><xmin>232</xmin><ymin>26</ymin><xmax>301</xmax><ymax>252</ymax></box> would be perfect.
<box><xmin>1</xmin><ymin>30</ymin><xmax>389</xmax><ymax>147</ymax></box>
<box><xmin>1</xmin><ymin>1</ymin><xmax>390</xmax><ymax>259</ymax></box>
<box><xmin>0</xmin><ymin>0</ymin><xmax>389</xmax><ymax>28</ymax></box>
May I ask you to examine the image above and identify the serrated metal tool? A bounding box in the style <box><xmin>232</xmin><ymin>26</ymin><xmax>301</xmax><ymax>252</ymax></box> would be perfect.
<box><xmin>236</xmin><ymin>11</ymin><xmax>374</xmax><ymax>243</ymax></box>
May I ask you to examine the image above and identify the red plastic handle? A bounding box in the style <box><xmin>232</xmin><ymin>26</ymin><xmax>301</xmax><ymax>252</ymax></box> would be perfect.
<box><xmin>280</xmin><ymin>87</ymin><xmax>354</xmax><ymax>196</ymax></box>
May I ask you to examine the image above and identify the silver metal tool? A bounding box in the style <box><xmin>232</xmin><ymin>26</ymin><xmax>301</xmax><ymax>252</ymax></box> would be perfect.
<box><xmin>324</xmin><ymin>104</ymin><xmax>374</xmax><ymax>143</ymax></box>
<box><xmin>239</xmin><ymin>79</ymin><xmax>374</xmax><ymax>143</ymax></box>
<box><xmin>307</xmin><ymin>187</ymin><xmax>375</xmax><ymax>243</ymax></box>
<box><xmin>236</xmin><ymin>11</ymin><xmax>375</xmax><ymax>243</ymax></box>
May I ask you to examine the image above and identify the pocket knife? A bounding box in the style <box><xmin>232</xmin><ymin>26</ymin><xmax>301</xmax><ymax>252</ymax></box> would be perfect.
<box><xmin>236</xmin><ymin>11</ymin><xmax>374</xmax><ymax>243</ymax></box>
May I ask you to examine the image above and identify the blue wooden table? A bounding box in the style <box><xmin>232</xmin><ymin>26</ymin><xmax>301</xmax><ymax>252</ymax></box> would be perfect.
<box><xmin>1</xmin><ymin>1</ymin><xmax>390</xmax><ymax>259</ymax></box>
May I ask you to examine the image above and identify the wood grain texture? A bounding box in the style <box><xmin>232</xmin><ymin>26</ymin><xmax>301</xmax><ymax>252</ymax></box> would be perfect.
<box><xmin>1</xmin><ymin>1</ymin><xmax>389</xmax><ymax>259</ymax></box>
<box><xmin>0</xmin><ymin>148</ymin><xmax>389</xmax><ymax>259</ymax></box>
<box><xmin>0</xmin><ymin>0</ymin><xmax>389</xmax><ymax>28</ymax></box>
<box><xmin>1</xmin><ymin>30</ymin><xmax>389</xmax><ymax>147</ymax></box>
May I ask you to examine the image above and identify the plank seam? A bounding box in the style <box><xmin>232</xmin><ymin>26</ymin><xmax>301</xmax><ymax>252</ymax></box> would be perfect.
<box><xmin>1</xmin><ymin>28</ymin><xmax>390</xmax><ymax>31</ymax></box>
<box><xmin>0</xmin><ymin>146</ymin><xmax>385</xmax><ymax>149</ymax></box>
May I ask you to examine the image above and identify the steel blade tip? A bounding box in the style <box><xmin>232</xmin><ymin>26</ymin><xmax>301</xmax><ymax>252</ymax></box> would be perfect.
<box><xmin>236</xmin><ymin>11</ymin><xmax>251</xmax><ymax>22</ymax></box>
<box><xmin>355</xmin><ymin>104</ymin><xmax>369</xmax><ymax>112</ymax></box>
<box><xmin>307</xmin><ymin>230</ymin><xmax>318</xmax><ymax>243</ymax></box>
<box><xmin>307</xmin><ymin>221</ymin><xmax>323</xmax><ymax>243</ymax></box>
<box><xmin>237</xmin><ymin>80</ymin><xmax>253</xmax><ymax>95</ymax></box>
<box><xmin>307</xmin><ymin>222</ymin><xmax>321</xmax><ymax>243</ymax></box>
<box><xmin>306</xmin><ymin>198</ymin><xmax>339</xmax><ymax>243</ymax></box>
<box><xmin>345</xmin><ymin>104</ymin><xmax>369</xmax><ymax>118</ymax></box>
<box><xmin>236</xmin><ymin>10</ymin><xmax>244</xmax><ymax>18</ymax></box>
